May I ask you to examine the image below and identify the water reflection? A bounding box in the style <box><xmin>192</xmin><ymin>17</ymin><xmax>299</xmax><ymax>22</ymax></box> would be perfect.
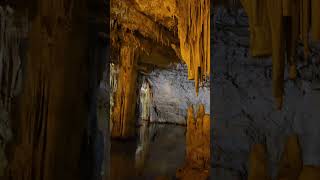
<box><xmin>111</xmin><ymin>123</ymin><xmax>186</xmax><ymax>179</ymax></box>
<box><xmin>135</xmin><ymin>120</ymin><xmax>151</xmax><ymax>174</ymax></box>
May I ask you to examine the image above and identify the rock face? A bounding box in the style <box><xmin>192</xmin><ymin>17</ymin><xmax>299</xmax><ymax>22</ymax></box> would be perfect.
<box><xmin>176</xmin><ymin>105</ymin><xmax>210</xmax><ymax>180</ymax></box>
<box><xmin>213</xmin><ymin>6</ymin><xmax>320</xmax><ymax>179</ymax></box>
<box><xmin>141</xmin><ymin>63</ymin><xmax>210</xmax><ymax>125</ymax></box>
<box><xmin>0</xmin><ymin>6</ymin><xmax>27</xmax><ymax>177</ymax></box>
<box><xmin>3</xmin><ymin>1</ymin><xmax>109</xmax><ymax>180</ymax></box>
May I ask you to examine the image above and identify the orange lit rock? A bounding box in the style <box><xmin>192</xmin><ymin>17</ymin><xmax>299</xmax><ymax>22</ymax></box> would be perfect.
<box><xmin>111</xmin><ymin>0</ymin><xmax>210</xmax><ymax>95</ymax></box>
<box><xmin>177</xmin><ymin>0</ymin><xmax>210</xmax><ymax>95</ymax></box>
<box><xmin>277</xmin><ymin>134</ymin><xmax>302</xmax><ymax>180</ymax></box>
<box><xmin>241</xmin><ymin>0</ymin><xmax>320</xmax><ymax>109</ymax></box>
<box><xmin>248</xmin><ymin>144</ymin><xmax>271</xmax><ymax>180</ymax></box>
<box><xmin>176</xmin><ymin>104</ymin><xmax>210</xmax><ymax>180</ymax></box>
<box><xmin>111</xmin><ymin>46</ymin><xmax>139</xmax><ymax>139</ymax></box>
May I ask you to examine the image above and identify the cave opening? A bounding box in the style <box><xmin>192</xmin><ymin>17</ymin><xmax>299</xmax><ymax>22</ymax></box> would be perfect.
<box><xmin>110</xmin><ymin>0</ymin><xmax>211</xmax><ymax>179</ymax></box>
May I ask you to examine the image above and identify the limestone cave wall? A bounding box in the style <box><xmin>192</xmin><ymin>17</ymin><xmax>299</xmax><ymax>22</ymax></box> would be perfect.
<box><xmin>212</xmin><ymin>6</ymin><xmax>320</xmax><ymax>179</ymax></box>
<box><xmin>0</xmin><ymin>6</ymin><xmax>28</xmax><ymax>177</ymax></box>
<box><xmin>140</xmin><ymin>63</ymin><xmax>210</xmax><ymax>125</ymax></box>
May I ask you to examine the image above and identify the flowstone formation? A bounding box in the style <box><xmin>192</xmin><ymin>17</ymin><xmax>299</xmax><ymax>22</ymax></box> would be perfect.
<box><xmin>176</xmin><ymin>104</ymin><xmax>210</xmax><ymax>180</ymax></box>
<box><xmin>240</xmin><ymin>0</ymin><xmax>320</xmax><ymax>109</ymax></box>
<box><xmin>111</xmin><ymin>46</ymin><xmax>139</xmax><ymax>138</ymax></box>
<box><xmin>110</xmin><ymin>0</ymin><xmax>211</xmax><ymax>138</ymax></box>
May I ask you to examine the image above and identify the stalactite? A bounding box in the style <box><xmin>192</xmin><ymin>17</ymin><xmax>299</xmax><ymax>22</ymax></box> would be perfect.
<box><xmin>240</xmin><ymin>0</ymin><xmax>271</xmax><ymax>57</ymax></box>
<box><xmin>301</xmin><ymin>0</ymin><xmax>310</xmax><ymax>60</ymax></box>
<box><xmin>111</xmin><ymin>46</ymin><xmax>139</xmax><ymax>138</ymax></box>
<box><xmin>241</xmin><ymin>0</ymin><xmax>320</xmax><ymax>109</ymax></box>
<box><xmin>177</xmin><ymin>0</ymin><xmax>210</xmax><ymax>95</ymax></box>
<box><xmin>176</xmin><ymin>104</ymin><xmax>210</xmax><ymax>180</ymax></box>
<box><xmin>311</xmin><ymin>0</ymin><xmax>320</xmax><ymax>41</ymax></box>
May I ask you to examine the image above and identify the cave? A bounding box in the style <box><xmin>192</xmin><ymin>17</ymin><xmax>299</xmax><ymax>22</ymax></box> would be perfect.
<box><xmin>109</xmin><ymin>0</ymin><xmax>211</xmax><ymax>179</ymax></box>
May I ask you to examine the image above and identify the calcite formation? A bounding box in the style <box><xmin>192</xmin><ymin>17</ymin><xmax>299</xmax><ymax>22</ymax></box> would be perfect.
<box><xmin>5</xmin><ymin>0</ymin><xmax>98</xmax><ymax>179</ymax></box>
<box><xmin>277</xmin><ymin>135</ymin><xmax>302</xmax><ymax>180</ymax></box>
<box><xmin>111</xmin><ymin>46</ymin><xmax>139</xmax><ymax>138</ymax></box>
<box><xmin>110</xmin><ymin>0</ymin><xmax>211</xmax><ymax>138</ymax></box>
<box><xmin>248</xmin><ymin>144</ymin><xmax>271</xmax><ymax>180</ymax></box>
<box><xmin>240</xmin><ymin>0</ymin><xmax>320</xmax><ymax>109</ymax></box>
<box><xmin>176</xmin><ymin>104</ymin><xmax>210</xmax><ymax>179</ymax></box>
<box><xmin>111</xmin><ymin>0</ymin><xmax>210</xmax><ymax>94</ymax></box>
<box><xmin>248</xmin><ymin>135</ymin><xmax>305</xmax><ymax>180</ymax></box>
<box><xmin>177</xmin><ymin>0</ymin><xmax>211</xmax><ymax>95</ymax></box>
<box><xmin>139</xmin><ymin>79</ymin><xmax>152</xmax><ymax>121</ymax></box>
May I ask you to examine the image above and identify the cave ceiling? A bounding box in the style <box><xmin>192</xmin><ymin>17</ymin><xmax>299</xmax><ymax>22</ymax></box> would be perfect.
<box><xmin>111</xmin><ymin>0</ymin><xmax>211</xmax><ymax>94</ymax></box>
<box><xmin>110</xmin><ymin>0</ymin><xmax>180</xmax><ymax>68</ymax></box>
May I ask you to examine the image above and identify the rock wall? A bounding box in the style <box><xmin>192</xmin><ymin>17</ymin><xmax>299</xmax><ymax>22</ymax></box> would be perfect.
<box><xmin>0</xmin><ymin>6</ymin><xmax>28</xmax><ymax>177</ymax></box>
<box><xmin>5</xmin><ymin>1</ymin><xmax>109</xmax><ymax>179</ymax></box>
<box><xmin>141</xmin><ymin>63</ymin><xmax>210</xmax><ymax>125</ymax></box>
<box><xmin>212</xmin><ymin>7</ymin><xmax>320</xmax><ymax>179</ymax></box>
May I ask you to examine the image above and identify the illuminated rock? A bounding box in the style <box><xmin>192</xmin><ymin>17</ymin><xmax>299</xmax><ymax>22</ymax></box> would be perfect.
<box><xmin>240</xmin><ymin>0</ymin><xmax>320</xmax><ymax>109</ymax></box>
<box><xmin>111</xmin><ymin>46</ymin><xmax>139</xmax><ymax>138</ymax></box>
<box><xmin>248</xmin><ymin>144</ymin><xmax>271</xmax><ymax>180</ymax></box>
<box><xmin>176</xmin><ymin>104</ymin><xmax>210</xmax><ymax>180</ymax></box>
<box><xmin>277</xmin><ymin>134</ymin><xmax>302</xmax><ymax>180</ymax></box>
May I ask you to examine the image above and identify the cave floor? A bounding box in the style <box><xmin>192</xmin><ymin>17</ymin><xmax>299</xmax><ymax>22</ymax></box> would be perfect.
<box><xmin>110</xmin><ymin>124</ymin><xmax>186</xmax><ymax>180</ymax></box>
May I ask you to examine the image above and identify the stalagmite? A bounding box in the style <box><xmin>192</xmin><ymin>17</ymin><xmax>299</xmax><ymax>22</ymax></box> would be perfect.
<box><xmin>177</xmin><ymin>0</ymin><xmax>210</xmax><ymax>95</ymax></box>
<box><xmin>248</xmin><ymin>144</ymin><xmax>271</xmax><ymax>180</ymax></box>
<box><xmin>111</xmin><ymin>46</ymin><xmax>139</xmax><ymax>138</ymax></box>
<box><xmin>277</xmin><ymin>135</ymin><xmax>302</xmax><ymax>180</ymax></box>
<box><xmin>176</xmin><ymin>104</ymin><xmax>210</xmax><ymax>180</ymax></box>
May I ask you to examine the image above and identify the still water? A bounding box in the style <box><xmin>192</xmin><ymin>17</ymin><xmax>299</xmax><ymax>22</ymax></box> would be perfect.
<box><xmin>110</xmin><ymin>123</ymin><xmax>186</xmax><ymax>180</ymax></box>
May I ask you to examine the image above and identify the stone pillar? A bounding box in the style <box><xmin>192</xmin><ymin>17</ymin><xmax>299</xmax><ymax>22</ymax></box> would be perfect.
<box><xmin>111</xmin><ymin>46</ymin><xmax>139</xmax><ymax>139</ymax></box>
<box><xmin>7</xmin><ymin>1</ymin><xmax>90</xmax><ymax>179</ymax></box>
<box><xmin>177</xmin><ymin>104</ymin><xmax>210</xmax><ymax>179</ymax></box>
